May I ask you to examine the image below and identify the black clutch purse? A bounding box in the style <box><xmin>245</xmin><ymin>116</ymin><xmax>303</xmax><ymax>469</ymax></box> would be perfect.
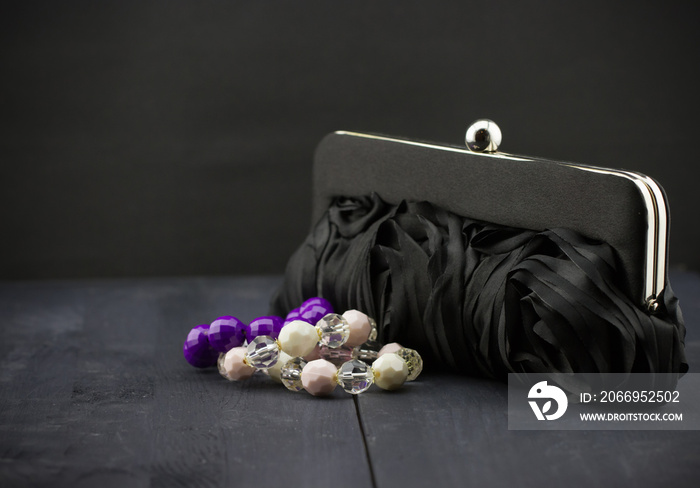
<box><xmin>271</xmin><ymin>120</ymin><xmax>687</xmax><ymax>379</ymax></box>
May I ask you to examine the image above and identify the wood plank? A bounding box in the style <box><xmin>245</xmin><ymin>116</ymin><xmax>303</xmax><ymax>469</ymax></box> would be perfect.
<box><xmin>358</xmin><ymin>270</ymin><xmax>700</xmax><ymax>488</ymax></box>
<box><xmin>2</xmin><ymin>271</ymin><xmax>699</xmax><ymax>487</ymax></box>
<box><xmin>357</xmin><ymin>372</ymin><xmax>700</xmax><ymax>488</ymax></box>
<box><xmin>0</xmin><ymin>277</ymin><xmax>373</xmax><ymax>487</ymax></box>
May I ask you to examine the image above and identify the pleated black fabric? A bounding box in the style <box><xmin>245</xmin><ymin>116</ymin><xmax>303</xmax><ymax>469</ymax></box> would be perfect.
<box><xmin>271</xmin><ymin>194</ymin><xmax>688</xmax><ymax>379</ymax></box>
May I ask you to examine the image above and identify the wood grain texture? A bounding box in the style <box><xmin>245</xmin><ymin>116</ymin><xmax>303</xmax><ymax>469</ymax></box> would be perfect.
<box><xmin>358</xmin><ymin>270</ymin><xmax>700</xmax><ymax>488</ymax></box>
<box><xmin>0</xmin><ymin>271</ymin><xmax>699</xmax><ymax>487</ymax></box>
<box><xmin>357</xmin><ymin>374</ymin><xmax>700</xmax><ymax>488</ymax></box>
<box><xmin>0</xmin><ymin>277</ymin><xmax>372</xmax><ymax>488</ymax></box>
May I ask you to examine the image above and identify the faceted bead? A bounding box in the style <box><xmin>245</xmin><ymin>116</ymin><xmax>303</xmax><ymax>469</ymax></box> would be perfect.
<box><xmin>300</xmin><ymin>297</ymin><xmax>333</xmax><ymax>315</ymax></box>
<box><xmin>283</xmin><ymin>307</ymin><xmax>302</xmax><ymax>326</ymax></box>
<box><xmin>266</xmin><ymin>351</ymin><xmax>292</xmax><ymax>383</ymax></box>
<box><xmin>183</xmin><ymin>324</ymin><xmax>219</xmax><ymax>368</ymax></box>
<box><xmin>316</xmin><ymin>313</ymin><xmax>350</xmax><ymax>348</ymax></box>
<box><xmin>217</xmin><ymin>352</ymin><xmax>227</xmax><ymax>377</ymax></box>
<box><xmin>245</xmin><ymin>336</ymin><xmax>280</xmax><ymax>369</ymax></box>
<box><xmin>208</xmin><ymin>316</ymin><xmax>246</xmax><ymax>353</ymax></box>
<box><xmin>368</xmin><ymin>317</ymin><xmax>378</xmax><ymax>341</ymax></box>
<box><xmin>300</xmin><ymin>296</ymin><xmax>334</xmax><ymax>325</ymax></box>
<box><xmin>337</xmin><ymin>359</ymin><xmax>374</xmax><ymax>394</ymax></box>
<box><xmin>300</xmin><ymin>306</ymin><xmax>329</xmax><ymax>325</ymax></box>
<box><xmin>303</xmin><ymin>344</ymin><xmax>322</xmax><ymax>361</ymax></box>
<box><xmin>397</xmin><ymin>348</ymin><xmax>423</xmax><ymax>381</ymax></box>
<box><xmin>372</xmin><ymin>353</ymin><xmax>409</xmax><ymax>390</ymax></box>
<box><xmin>342</xmin><ymin>309</ymin><xmax>372</xmax><ymax>347</ymax></box>
<box><xmin>319</xmin><ymin>344</ymin><xmax>355</xmax><ymax>366</ymax></box>
<box><xmin>301</xmin><ymin>359</ymin><xmax>338</xmax><ymax>396</ymax></box>
<box><xmin>246</xmin><ymin>316</ymin><xmax>284</xmax><ymax>341</ymax></box>
<box><xmin>278</xmin><ymin>320</ymin><xmax>319</xmax><ymax>358</ymax></box>
<box><xmin>218</xmin><ymin>347</ymin><xmax>255</xmax><ymax>381</ymax></box>
<box><xmin>281</xmin><ymin>357</ymin><xmax>307</xmax><ymax>392</ymax></box>
<box><xmin>378</xmin><ymin>342</ymin><xmax>403</xmax><ymax>357</ymax></box>
<box><xmin>354</xmin><ymin>340</ymin><xmax>382</xmax><ymax>363</ymax></box>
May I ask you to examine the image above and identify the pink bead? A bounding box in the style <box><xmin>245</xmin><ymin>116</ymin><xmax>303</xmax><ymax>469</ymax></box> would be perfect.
<box><xmin>319</xmin><ymin>344</ymin><xmax>354</xmax><ymax>366</ymax></box>
<box><xmin>221</xmin><ymin>347</ymin><xmax>256</xmax><ymax>381</ymax></box>
<box><xmin>303</xmin><ymin>343</ymin><xmax>322</xmax><ymax>361</ymax></box>
<box><xmin>342</xmin><ymin>309</ymin><xmax>372</xmax><ymax>347</ymax></box>
<box><xmin>301</xmin><ymin>359</ymin><xmax>338</xmax><ymax>396</ymax></box>
<box><xmin>378</xmin><ymin>342</ymin><xmax>403</xmax><ymax>357</ymax></box>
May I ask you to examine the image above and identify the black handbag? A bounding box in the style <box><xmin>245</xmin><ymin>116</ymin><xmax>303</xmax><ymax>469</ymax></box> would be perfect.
<box><xmin>271</xmin><ymin>121</ymin><xmax>687</xmax><ymax>379</ymax></box>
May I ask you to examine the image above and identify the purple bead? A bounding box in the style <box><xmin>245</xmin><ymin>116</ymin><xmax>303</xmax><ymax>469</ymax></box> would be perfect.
<box><xmin>183</xmin><ymin>324</ymin><xmax>219</xmax><ymax>368</ymax></box>
<box><xmin>284</xmin><ymin>307</ymin><xmax>302</xmax><ymax>326</ymax></box>
<box><xmin>299</xmin><ymin>297</ymin><xmax>334</xmax><ymax>325</ymax></box>
<box><xmin>246</xmin><ymin>316</ymin><xmax>284</xmax><ymax>341</ymax></box>
<box><xmin>208</xmin><ymin>316</ymin><xmax>246</xmax><ymax>353</ymax></box>
<box><xmin>300</xmin><ymin>297</ymin><xmax>334</xmax><ymax>316</ymax></box>
<box><xmin>300</xmin><ymin>305</ymin><xmax>329</xmax><ymax>325</ymax></box>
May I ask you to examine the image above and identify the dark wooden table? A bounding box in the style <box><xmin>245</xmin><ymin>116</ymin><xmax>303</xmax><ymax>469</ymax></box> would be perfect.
<box><xmin>1</xmin><ymin>272</ymin><xmax>699</xmax><ymax>488</ymax></box>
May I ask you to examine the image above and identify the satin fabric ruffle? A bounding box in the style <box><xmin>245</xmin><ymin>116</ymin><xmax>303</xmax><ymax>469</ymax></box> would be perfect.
<box><xmin>271</xmin><ymin>194</ymin><xmax>687</xmax><ymax>379</ymax></box>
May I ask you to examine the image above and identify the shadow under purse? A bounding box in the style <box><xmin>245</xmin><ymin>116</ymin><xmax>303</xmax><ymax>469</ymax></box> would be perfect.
<box><xmin>271</xmin><ymin>120</ymin><xmax>688</xmax><ymax>380</ymax></box>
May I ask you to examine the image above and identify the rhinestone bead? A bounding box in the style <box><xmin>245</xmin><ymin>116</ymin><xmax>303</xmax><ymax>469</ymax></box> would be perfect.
<box><xmin>245</xmin><ymin>336</ymin><xmax>280</xmax><ymax>369</ymax></box>
<box><xmin>316</xmin><ymin>313</ymin><xmax>350</xmax><ymax>348</ymax></box>
<box><xmin>337</xmin><ymin>359</ymin><xmax>374</xmax><ymax>394</ymax></box>
<box><xmin>218</xmin><ymin>347</ymin><xmax>255</xmax><ymax>381</ymax></box>
<box><xmin>183</xmin><ymin>324</ymin><xmax>219</xmax><ymax>368</ymax></box>
<box><xmin>319</xmin><ymin>344</ymin><xmax>355</xmax><ymax>366</ymax></box>
<box><xmin>208</xmin><ymin>316</ymin><xmax>246</xmax><ymax>353</ymax></box>
<box><xmin>278</xmin><ymin>320</ymin><xmax>319</xmax><ymax>357</ymax></box>
<box><xmin>397</xmin><ymin>348</ymin><xmax>423</xmax><ymax>381</ymax></box>
<box><xmin>301</xmin><ymin>359</ymin><xmax>338</xmax><ymax>396</ymax></box>
<box><xmin>281</xmin><ymin>357</ymin><xmax>307</xmax><ymax>392</ymax></box>
<box><xmin>342</xmin><ymin>309</ymin><xmax>372</xmax><ymax>347</ymax></box>
<box><xmin>246</xmin><ymin>316</ymin><xmax>284</xmax><ymax>341</ymax></box>
<box><xmin>372</xmin><ymin>353</ymin><xmax>409</xmax><ymax>390</ymax></box>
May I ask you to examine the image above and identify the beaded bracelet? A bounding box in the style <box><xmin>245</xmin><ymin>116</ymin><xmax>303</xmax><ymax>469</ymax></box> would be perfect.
<box><xmin>183</xmin><ymin>297</ymin><xmax>423</xmax><ymax>396</ymax></box>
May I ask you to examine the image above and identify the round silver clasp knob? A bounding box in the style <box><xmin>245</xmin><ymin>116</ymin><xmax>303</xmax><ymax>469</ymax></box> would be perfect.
<box><xmin>465</xmin><ymin>119</ymin><xmax>502</xmax><ymax>153</ymax></box>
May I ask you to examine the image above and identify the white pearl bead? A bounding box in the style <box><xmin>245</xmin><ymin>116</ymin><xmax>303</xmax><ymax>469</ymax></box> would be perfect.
<box><xmin>372</xmin><ymin>353</ymin><xmax>409</xmax><ymax>390</ymax></box>
<box><xmin>278</xmin><ymin>320</ymin><xmax>319</xmax><ymax>358</ymax></box>
<box><xmin>266</xmin><ymin>351</ymin><xmax>292</xmax><ymax>383</ymax></box>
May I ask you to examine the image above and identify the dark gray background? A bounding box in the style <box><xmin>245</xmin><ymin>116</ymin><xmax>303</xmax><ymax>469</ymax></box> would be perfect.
<box><xmin>2</xmin><ymin>0</ymin><xmax>699</xmax><ymax>280</ymax></box>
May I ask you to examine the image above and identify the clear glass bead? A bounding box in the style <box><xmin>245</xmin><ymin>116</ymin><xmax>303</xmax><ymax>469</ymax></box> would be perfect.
<box><xmin>281</xmin><ymin>357</ymin><xmax>307</xmax><ymax>392</ymax></box>
<box><xmin>316</xmin><ymin>313</ymin><xmax>350</xmax><ymax>348</ymax></box>
<box><xmin>397</xmin><ymin>348</ymin><xmax>423</xmax><ymax>381</ymax></box>
<box><xmin>217</xmin><ymin>352</ymin><xmax>228</xmax><ymax>379</ymax></box>
<box><xmin>353</xmin><ymin>340</ymin><xmax>381</xmax><ymax>363</ymax></box>
<box><xmin>368</xmin><ymin>317</ymin><xmax>378</xmax><ymax>341</ymax></box>
<box><xmin>246</xmin><ymin>336</ymin><xmax>280</xmax><ymax>369</ymax></box>
<box><xmin>337</xmin><ymin>359</ymin><xmax>374</xmax><ymax>394</ymax></box>
<box><xmin>319</xmin><ymin>344</ymin><xmax>355</xmax><ymax>366</ymax></box>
